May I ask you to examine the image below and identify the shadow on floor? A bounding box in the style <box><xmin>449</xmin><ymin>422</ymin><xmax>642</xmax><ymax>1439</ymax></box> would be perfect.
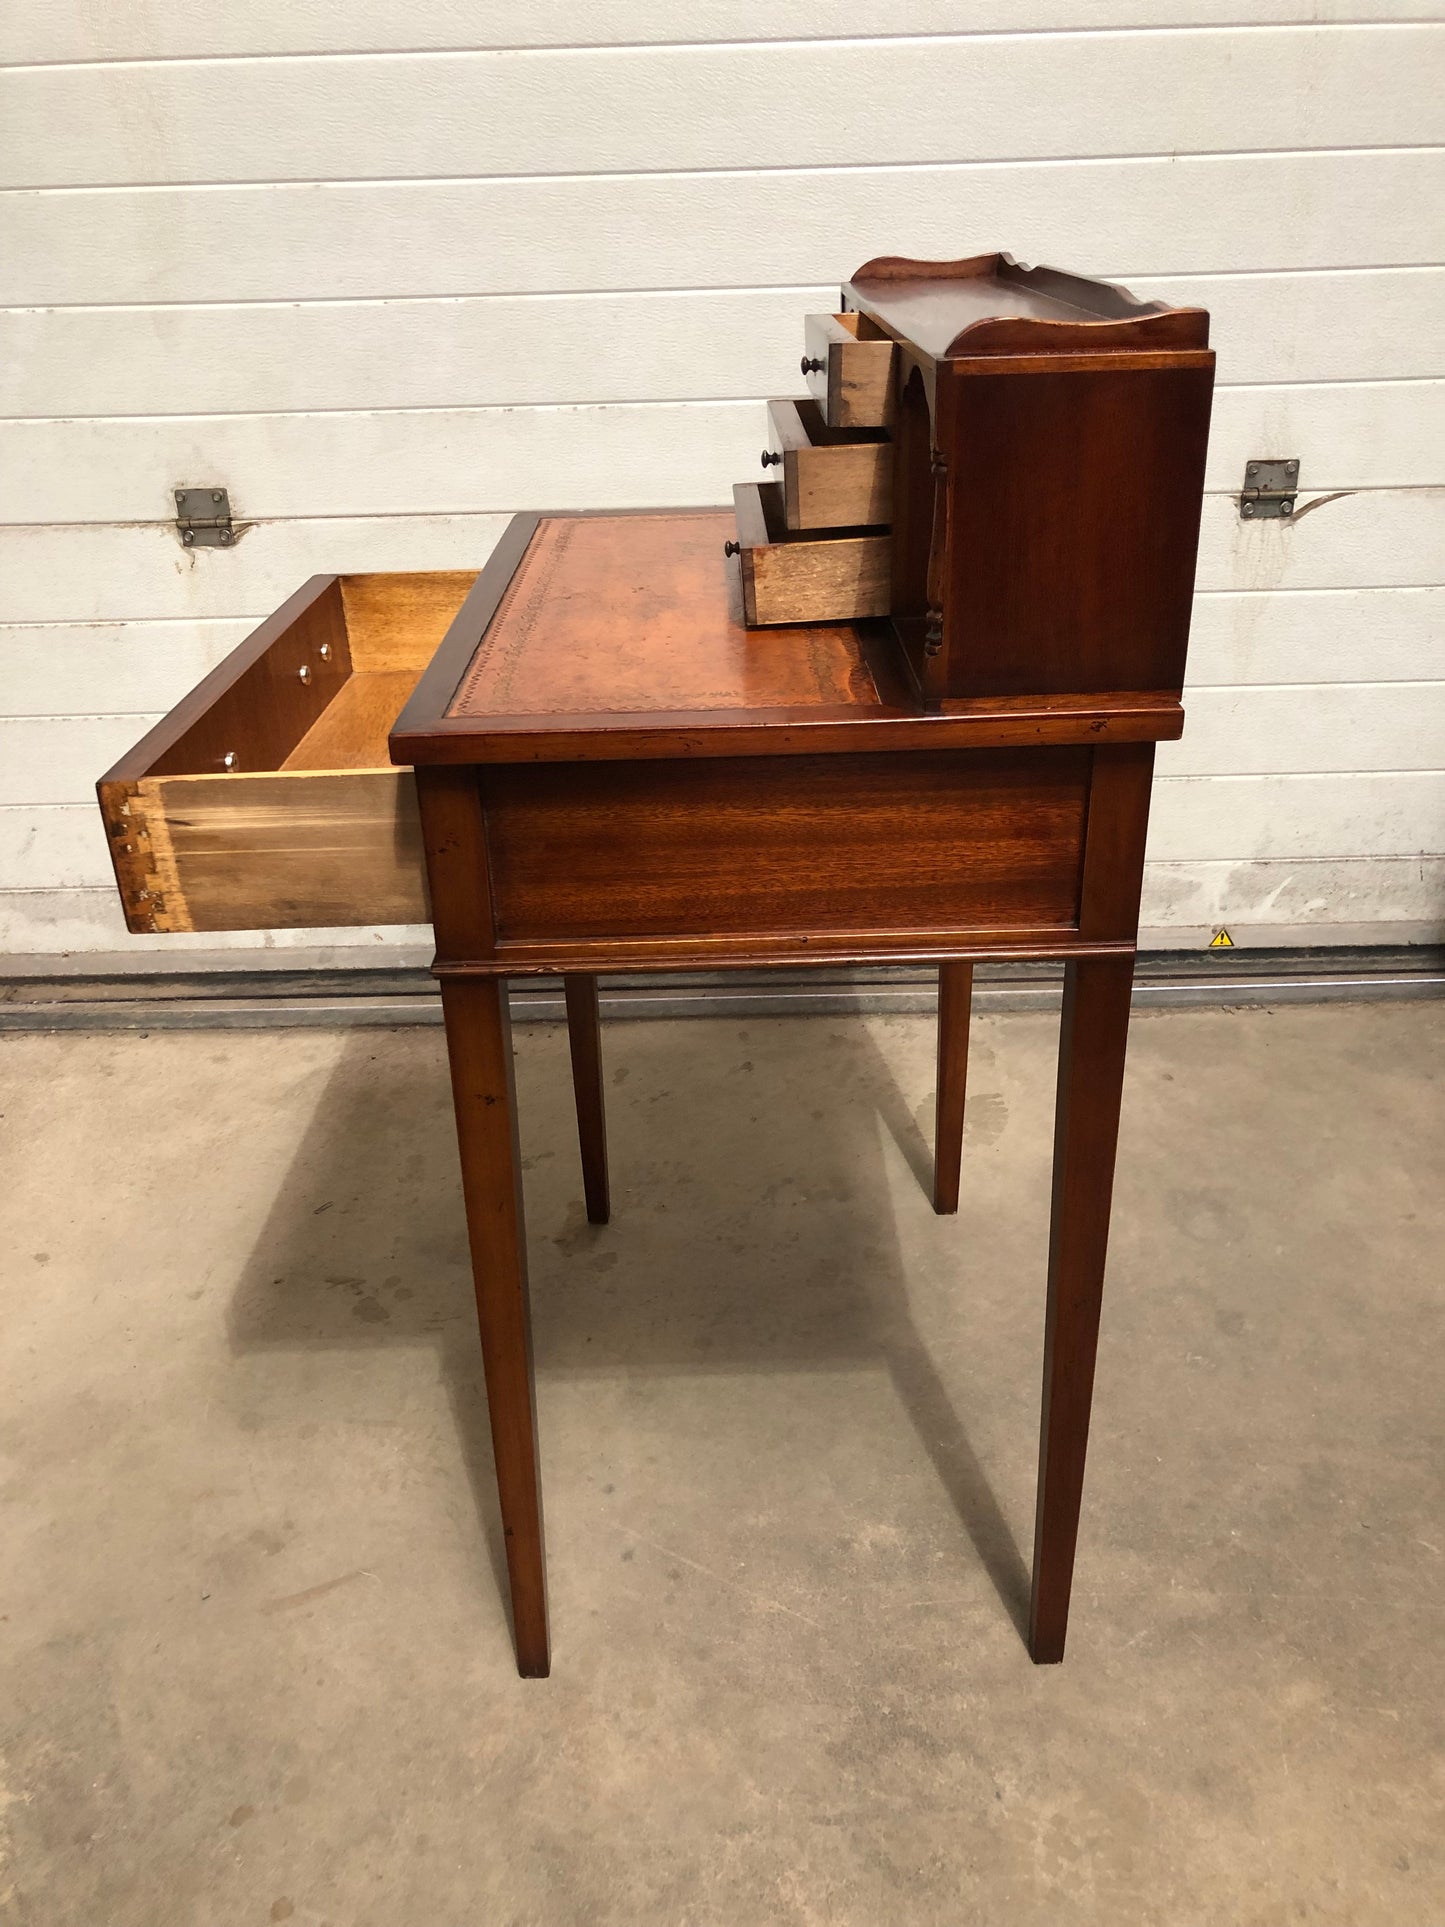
<box><xmin>226</xmin><ymin>1012</ymin><xmax>1036</xmax><ymax>1645</ymax></box>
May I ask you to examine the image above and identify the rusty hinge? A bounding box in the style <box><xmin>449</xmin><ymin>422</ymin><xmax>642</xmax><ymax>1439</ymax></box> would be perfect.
<box><xmin>1239</xmin><ymin>459</ymin><xmax>1299</xmax><ymax>520</ymax></box>
<box><xmin>174</xmin><ymin>486</ymin><xmax>234</xmax><ymax>547</ymax></box>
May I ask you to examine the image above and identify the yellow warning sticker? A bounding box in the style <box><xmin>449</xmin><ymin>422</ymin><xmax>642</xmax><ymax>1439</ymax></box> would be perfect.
<box><xmin>1209</xmin><ymin>929</ymin><xmax>1234</xmax><ymax>948</ymax></box>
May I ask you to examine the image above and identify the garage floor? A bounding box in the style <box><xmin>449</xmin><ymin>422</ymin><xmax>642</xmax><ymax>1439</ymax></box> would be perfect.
<box><xmin>1</xmin><ymin>1001</ymin><xmax>1441</xmax><ymax>1926</ymax></box>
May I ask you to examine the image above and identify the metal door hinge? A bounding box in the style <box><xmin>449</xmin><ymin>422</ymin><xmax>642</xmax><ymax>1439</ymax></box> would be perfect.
<box><xmin>1239</xmin><ymin>459</ymin><xmax>1299</xmax><ymax>520</ymax></box>
<box><xmin>174</xmin><ymin>486</ymin><xmax>234</xmax><ymax>547</ymax></box>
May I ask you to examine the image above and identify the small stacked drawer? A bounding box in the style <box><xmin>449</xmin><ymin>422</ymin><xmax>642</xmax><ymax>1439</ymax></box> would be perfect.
<box><xmin>766</xmin><ymin>399</ymin><xmax>891</xmax><ymax>529</ymax></box>
<box><xmin>727</xmin><ymin>313</ymin><xmax>897</xmax><ymax>627</ymax></box>
<box><xmin>799</xmin><ymin>312</ymin><xmax>897</xmax><ymax>429</ymax></box>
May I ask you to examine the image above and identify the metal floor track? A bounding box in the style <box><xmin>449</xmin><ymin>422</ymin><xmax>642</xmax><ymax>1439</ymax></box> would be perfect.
<box><xmin>1</xmin><ymin>948</ymin><xmax>1440</xmax><ymax>1032</ymax></box>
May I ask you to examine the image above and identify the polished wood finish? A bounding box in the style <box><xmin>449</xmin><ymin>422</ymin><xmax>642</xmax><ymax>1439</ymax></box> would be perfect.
<box><xmin>802</xmin><ymin>310</ymin><xmax>897</xmax><ymax>427</ymax></box>
<box><xmin>388</xmin><ymin>511</ymin><xmax>1183</xmax><ymax>766</ymax></box>
<box><xmin>395</xmin><ymin>698</ymin><xmax>1181</xmax><ymax>768</ymax></box>
<box><xmin>102</xmin><ymin>574</ymin><xmax>352</xmax><ymax>785</ymax></box>
<box><xmin>482</xmin><ymin>749</ymin><xmax>1090</xmax><ymax>948</ymax></box>
<box><xmin>933</xmin><ymin>961</ymin><xmax>974</xmax><ymax>1215</ymax></box>
<box><xmin>436</xmin><ymin>934</ymin><xmax>1133</xmax><ymax>981</ymax></box>
<box><xmin>97</xmin><ymin>251</ymin><xmax>1214</xmax><ymax>1676</ymax></box>
<box><xmin>766</xmin><ymin>397</ymin><xmax>892</xmax><ymax>530</ymax></box>
<box><xmin>394</xmin><ymin>493</ymin><xmax>1191</xmax><ymax>1672</ymax></box>
<box><xmin>421</xmin><ymin>763</ymin><xmax>549</xmax><ymax>1674</ymax></box>
<box><xmin>563</xmin><ymin>975</ymin><xmax>610</xmax><ymax>1225</ymax></box>
<box><xmin>836</xmin><ymin>254</ymin><xmax>1215</xmax><ymax>704</ymax></box>
<box><xmin>925</xmin><ymin>360</ymin><xmax>1215</xmax><ymax>701</ymax></box>
<box><xmin>439</xmin><ymin>973</ymin><xmax>550</xmax><ymax>1678</ymax></box>
<box><xmin>389</xmin><ymin>513</ymin><xmax>542</xmax><ymax>738</ymax></box>
<box><xmin>848</xmin><ymin>250</ymin><xmax>1209</xmax><ymax>358</ymax></box>
<box><xmin>101</xmin><ymin>569</ymin><xmax>476</xmax><ymax>788</ymax></box>
<box><xmin>888</xmin><ymin>361</ymin><xmax>935</xmax><ymax>639</ymax></box>
<box><xmin>732</xmin><ymin>482</ymin><xmax>891</xmax><ymax>627</ymax></box>
<box><xmin>1030</xmin><ymin>955</ymin><xmax>1136</xmax><ymax>1663</ymax></box>
<box><xmin>737</xmin><ymin>257</ymin><xmax>1215</xmax><ymax>695</ymax></box>
<box><xmin>1078</xmin><ymin>743</ymin><xmax>1158</xmax><ymax>942</ymax></box>
<box><xmin>416</xmin><ymin>764</ymin><xmax>495</xmax><ymax>959</ymax></box>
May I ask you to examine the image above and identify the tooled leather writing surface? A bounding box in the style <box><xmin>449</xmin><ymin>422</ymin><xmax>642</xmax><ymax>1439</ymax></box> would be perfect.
<box><xmin>446</xmin><ymin>511</ymin><xmax>878</xmax><ymax>722</ymax></box>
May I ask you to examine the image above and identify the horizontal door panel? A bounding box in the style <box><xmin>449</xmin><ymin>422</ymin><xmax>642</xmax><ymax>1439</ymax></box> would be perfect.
<box><xmin>4</xmin><ymin>29</ymin><xmax>1436</xmax><ymax>187</ymax></box>
<box><xmin>6</xmin><ymin>272</ymin><xmax>1438</xmax><ymax>420</ymax></box>
<box><xmin>7</xmin><ymin>152</ymin><xmax>1438</xmax><ymax>305</ymax></box>
<box><xmin>3</xmin><ymin>2</ymin><xmax>1436</xmax><ymax>63</ymax></box>
<box><xmin>4</xmin><ymin>384</ymin><xmax>1437</xmax><ymax>524</ymax></box>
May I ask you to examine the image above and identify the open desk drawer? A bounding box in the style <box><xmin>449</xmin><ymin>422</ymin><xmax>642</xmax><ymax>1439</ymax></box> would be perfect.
<box><xmin>764</xmin><ymin>398</ymin><xmax>892</xmax><ymax>531</ymax></box>
<box><xmin>801</xmin><ymin>312</ymin><xmax>896</xmax><ymax>429</ymax></box>
<box><xmin>731</xmin><ymin>482</ymin><xmax>890</xmax><ymax>627</ymax></box>
<box><xmin>97</xmin><ymin>571</ymin><xmax>477</xmax><ymax>933</ymax></box>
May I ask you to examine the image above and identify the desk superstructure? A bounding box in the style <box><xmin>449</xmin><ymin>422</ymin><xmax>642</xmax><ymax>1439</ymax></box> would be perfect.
<box><xmin>728</xmin><ymin>252</ymin><xmax>1214</xmax><ymax>704</ymax></box>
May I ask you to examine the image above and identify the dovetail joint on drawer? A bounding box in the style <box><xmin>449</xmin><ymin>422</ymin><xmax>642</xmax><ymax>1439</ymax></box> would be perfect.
<box><xmin>99</xmin><ymin>781</ymin><xmax>174</xmax><ymax>934</ymax></box>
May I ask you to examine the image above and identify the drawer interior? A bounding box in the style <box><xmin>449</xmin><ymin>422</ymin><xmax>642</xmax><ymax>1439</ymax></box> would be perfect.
<box><xmin>98</xmin><ymin>570</ymin><xmax>476</xmax><ymax>934</ymax></box>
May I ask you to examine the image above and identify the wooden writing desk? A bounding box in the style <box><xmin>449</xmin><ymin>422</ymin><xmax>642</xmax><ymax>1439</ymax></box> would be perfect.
<box><xmin>390</xmin><ymin>505</ymin><xmax>1182</xmax><ymax>1677</ymax></box>
<box><xmin>100</xmin><ymin>254</ymin><xmax>1213</xmax><ymax>1678</ymax></box>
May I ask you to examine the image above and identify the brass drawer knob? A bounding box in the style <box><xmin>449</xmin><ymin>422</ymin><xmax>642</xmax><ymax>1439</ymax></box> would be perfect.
<box><xmin>723</xmin><ymin>540</ymin><xmax>741</xmax><ymax>558</ymax></box>
<box><xmin>760</xmin><ymin>450</ymin><xmax>782</xmax><ymax>467</ymax></box>
<box><xmin>801</xmin><ymin>355</ymin><xmax>824</xmax><ymax>375</ymax></box>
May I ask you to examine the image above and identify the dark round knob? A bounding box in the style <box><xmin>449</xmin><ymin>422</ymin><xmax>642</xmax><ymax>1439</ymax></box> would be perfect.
<box><xmin>723</xmin><ymin>539</ymin><xmax>741</xmax><ymax>558</ymax></box>
<box><xmin>760</xmin><ymin>449</ymin><xmax>782</xmax><ymax>467</ymax></box>
<box><xmin>801</xmin><ymin>355</ymin><xmax>824</xmax><ymax>375</ymax></box>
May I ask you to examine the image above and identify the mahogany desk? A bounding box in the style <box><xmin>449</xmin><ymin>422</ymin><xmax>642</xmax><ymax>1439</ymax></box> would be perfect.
<box><xmin>99</xmin><ymin>252</ymin><xmax>1213</xmax><ymax>1678</ymax></box>
<box><xmin>389</xmin><ymin>507</ymin><xmax>1180</xmax><ymax>1678</ymax></box>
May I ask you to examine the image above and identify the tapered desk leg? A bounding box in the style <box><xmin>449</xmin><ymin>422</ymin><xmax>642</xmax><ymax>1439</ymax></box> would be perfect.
<box><xmin>1029</xmin><ymin>955</ymin><xmax>1135</xmax><ymax>1664</ymax></box>
<box><xmin>439</xmin><ymin>975</ymin><xmax>550</xmax><ymax>1678</ymax></box>
<box><xmin>933</xmin><ymin>961</ymin><xmax>974</xmax><ymax>1214</ymax></box>
<box><xmin>563</xmin><ymin>974</ymin><xmax>610</xmax><ymax>1225</ymax></box>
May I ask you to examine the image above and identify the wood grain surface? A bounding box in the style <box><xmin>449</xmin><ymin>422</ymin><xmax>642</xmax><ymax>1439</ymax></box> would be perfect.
<box><xmin>735</xmin><ymin>483</ymin><xmax>892</xmax><ymax>627</ymax></box>
<box><xmin>767</xmin><ymin>398</ymin><xmax>892</xmax><ymax>531</ymax></box>
<box><xmin>281</xmin><ymin>670</ymin><xmax>423</xmax><ymax>770</ymax></box>
<box><xmin>802</xmin><ymin>313</ymin><xmax>897</xmax><ymax>429</ymax></box>
<box><xmin>111</xmin><ymin>767</ymin><xmax>424</xmax><ymax>933</ymax></box>
<box><xmin>482</xmin><ymin>749</ymin><xmax>1091</xmax><ymax>947</ymax></box>
<box><xmin>338</xmin><ymin>571</ymin><xmax>478</xmax><ymax>672</ymax></box>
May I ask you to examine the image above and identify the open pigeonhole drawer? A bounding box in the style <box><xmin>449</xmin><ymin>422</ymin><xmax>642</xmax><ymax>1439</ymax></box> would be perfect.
<box><xmin>96</xmin><ymin>571</ymin><xmax>479</xmax><ymax>933</ymax></box>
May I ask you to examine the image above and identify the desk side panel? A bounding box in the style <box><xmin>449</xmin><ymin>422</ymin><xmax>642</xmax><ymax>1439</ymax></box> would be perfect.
<box><xmin>940</xmin><ymin>361</ymin><xmax>1214</xmax><ymax>700</ymax></box>
<box><xmin>481</xmin><ymin>749</ymin><xmax>1090</xmax><ymax>953</ymax></box>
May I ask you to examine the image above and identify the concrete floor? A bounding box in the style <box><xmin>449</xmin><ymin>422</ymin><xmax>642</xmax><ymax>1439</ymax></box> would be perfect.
<box><xmin>0</xmin><ymin>1001</ymin><xmax>1441</xmax><ymax>1926</ymax></box>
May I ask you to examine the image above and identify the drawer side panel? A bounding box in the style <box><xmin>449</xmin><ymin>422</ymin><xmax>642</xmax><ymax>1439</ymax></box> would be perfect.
<box><xmin>115</xmin><ymin>768</ymin><xmax>425</xmax><ymax>932</ymax></box>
